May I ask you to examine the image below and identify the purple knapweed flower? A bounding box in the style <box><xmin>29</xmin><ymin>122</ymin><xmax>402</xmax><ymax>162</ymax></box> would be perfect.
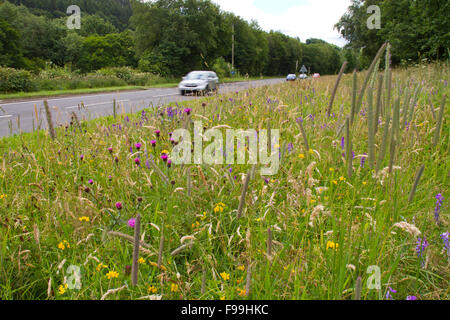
<box><xmin>184</xmin><ymin>108</ymin><xmax>192</xmax><ymax>115</ymax></box>
<box><xmin>406</xmin><ymin>296</ymin><xmax>417</xmax><ymax>300</ymax></box>
<box><xmin>108</xmin><ymin>147</ymin><xmax>113</xmax><ymax>153</ymax></box>
<box><xmin>135</xmin><ymin>143</ymin><xmax>142</xmax><ymax>150</ymax></box>
<box><xmin>88</xmin><ymin>179</ymin><xmax>94</xmax><ymax>185</ymax></box>
<box><xmin>80</xmin><ymin>155</ymin><xmax>84</xmax><ymax>161</ymax></box>
<box><xmin>127</xmin><ymin>218</ymin><xmax>136</xmax><ymax>228</ymax></box>
<box><xmin>161</xmin><ymin>154</ymin><xmax>168</xmax><ymax>162</ymax></box>
<box><xmin>155</xmin><ymin>130</ymin><xmax>161</xmax><ymax>137</ymax></box>
<box><xmin>115</xmin><ymin>202</ymin><xmax>123</xmax><ymax>210</ymax></box>
<box><xmin>151</xmin><ymin>140</ymin><xmax>156</xmax><ymax>147</ymax></box>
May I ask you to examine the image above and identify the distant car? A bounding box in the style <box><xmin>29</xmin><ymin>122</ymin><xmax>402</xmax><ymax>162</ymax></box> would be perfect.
<box><xmin>286</xmin><ymin>74</ymin><xmax>297</xmax><ymax>81</ymax></box>
<box><xmin>298</xmin><ymin>73</ymin><xmax>308</xmax><ymax>79</ymax></box>
<box><xmin>179</xmin><ymin>71</ymin><xmax>219</xmax><ymax>96</ymax></box>
<box><xmin>312</xmin><ymin>73</ymin><xmax>321</xmax><ymax>78</ymax></box>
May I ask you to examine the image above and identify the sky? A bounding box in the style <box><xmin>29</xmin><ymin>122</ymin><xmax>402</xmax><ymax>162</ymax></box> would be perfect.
<box><xmin>212</xmin><ymin>0</ymin><xmax>352</xmax><ymax>47</ymax></box>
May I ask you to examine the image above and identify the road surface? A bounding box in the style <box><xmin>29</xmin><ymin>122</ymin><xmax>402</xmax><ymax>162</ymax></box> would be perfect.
<box><xmin>0</xmin><ymin>78</ymin><xmax>284</xmax><ymax>138</ymax></box>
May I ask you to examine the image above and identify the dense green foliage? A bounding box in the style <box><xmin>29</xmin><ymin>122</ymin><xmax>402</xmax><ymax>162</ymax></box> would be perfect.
<box><xmin>335</xmin><ymin>0</ymin><xmax>450</xmax><ymax>67</ymax></box>
<box><xmin>0</xmin><ymin>0</ymin><xmax>344</xmax><ymax>84</ymax></box>
<box><xmin>1</xmin><ymin>0</ymin><xmax>447</xmax><ymax>92</ymax></box>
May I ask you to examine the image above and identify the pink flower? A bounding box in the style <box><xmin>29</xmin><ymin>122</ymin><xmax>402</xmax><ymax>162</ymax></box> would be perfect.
<box><xmin>115</xmin><ymin>202</ymin><xmax>123</xmax><ymax>210</ymax></box>
<box><xmin>134</xmin><ymin>158</ymin><xmax>141</xmax><ymax>165</ymax></box>
<box><xmin>127</xmin><ymin>218</ymin><xmax>136</xmax><ymax>228</ymax></box>
<box><xmin>135</xmin><ymin>143</ymin><xmax>142</xmax><ymax>150</ymax></box>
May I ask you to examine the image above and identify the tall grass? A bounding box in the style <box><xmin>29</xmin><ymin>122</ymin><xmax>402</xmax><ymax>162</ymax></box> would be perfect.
<box><xmin>0</xmin><ymin>60</ymin><xmax>448</xmax><ymax>300</ymax></box>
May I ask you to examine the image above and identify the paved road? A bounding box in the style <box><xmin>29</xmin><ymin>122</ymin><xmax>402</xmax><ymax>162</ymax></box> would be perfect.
<box><xmin>0</xmin><ymin>78</ymin><xmax>284</xmax><ymax>138</ymax></box>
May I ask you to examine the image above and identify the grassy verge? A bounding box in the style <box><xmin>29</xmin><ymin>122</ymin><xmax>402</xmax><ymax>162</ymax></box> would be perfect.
<box><xmin>0</xmin><ymin>63</ymin><xmax>447</xmax><ymax>300</ymax></box>
<box><xmin>0</xmin><ymin>86</ymin><xmax>148</xmax><ymax>101</ymax></box>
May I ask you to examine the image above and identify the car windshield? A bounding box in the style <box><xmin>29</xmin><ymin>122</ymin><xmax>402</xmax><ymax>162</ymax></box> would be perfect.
<box><xmin>185</xmin><ymin>73</ymin><xmax>208</xmax><ymax>80</ymax></box>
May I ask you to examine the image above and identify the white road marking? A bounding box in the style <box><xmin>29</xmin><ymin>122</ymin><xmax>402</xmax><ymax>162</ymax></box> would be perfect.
<box><xmin>152</xmin><ymin>94</ymin><xmax>179</xmax><ymax>98</ymax></box>
<box><xmin>66</xmin><ymin>100</ymin><xmax>129</xmax><ymax>110</ymax></box>
<box><xmin>0</xmin><ymin>115</ymin><xmax>13</xmax><ymax>119</ymax></box>
<box><xmin>0</xmin><ymin>94</ymin><xmax>131</xmax><ymax>107</ymax></box>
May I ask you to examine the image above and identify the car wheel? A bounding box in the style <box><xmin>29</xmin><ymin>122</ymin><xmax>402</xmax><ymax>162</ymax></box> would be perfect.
<box><xmin>180</xmin><ymin>90</ymin><xmax>185</xmax><ymax>96</ymax></box>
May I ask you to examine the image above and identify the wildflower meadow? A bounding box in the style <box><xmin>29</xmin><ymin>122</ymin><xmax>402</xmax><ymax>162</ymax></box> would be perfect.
<box><xmin>0</xmin><ymin>44</ymin><xmax>448</xmax><ymax>300</ymax></box>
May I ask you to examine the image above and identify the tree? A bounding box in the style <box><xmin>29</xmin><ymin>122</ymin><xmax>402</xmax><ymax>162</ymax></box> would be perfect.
<box><xmin>0</xmin><ymin>17</ymin><xmax>23</xmax><ymax>67</ymax></box>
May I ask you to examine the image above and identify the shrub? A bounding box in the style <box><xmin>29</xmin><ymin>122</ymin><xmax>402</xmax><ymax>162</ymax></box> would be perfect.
<box><xmin>0</xmin><ymin>67</ymin><xmax>36</xmax><ymax>93</ymax></box>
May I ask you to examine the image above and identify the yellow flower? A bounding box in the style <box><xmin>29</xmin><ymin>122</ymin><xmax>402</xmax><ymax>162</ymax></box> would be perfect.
<box><xmin>309</xmin><ymin>149</ymin><xmax>314</xmax><ymax>154</ymax></box>
<box><xmin>161</xmin><ymin>150</ymin><xmax>170</xmax><ymax>155</ymax></box>
<box><xmin>106</xmin><ymin>270</ymin><xmax>119</xmax><ymax>279</ymax></box>
<box><xmin>339</xmin><ymin>176</ymin><xmax>346</xmax><ymax>181</ymax></box>
<box><xmin>220</xmin><ymin>272</ymin><xmax>230</xmax><ymax>281</ymax></box>
<box><xmin>96</xmin><ymin>263</ymin><xmax>107</xmax><ymax>272</ymax></box>
<box><xmin>298</xmin><ymin>154</ymin><xmax>305</xmax><ymax>159</ymax></box>
<box><xmin>148</xmin><ymin>286</ymin><xmax>158</xmax><ymax>294</ymax></box>
<box><xmin>57</xmin><ymin>240</ymin><xmax>70</xmax><ymax>250</ymax></box>
<box><xmin>326</xmin><ymin>241</ymin><xmax>339</xmax><ymax>251</ymax></box>
<box><xmin>213</xmin><ymin>203</ymin><xmax>225</xmax><ymax>213</ymax></box>
<box><xmin>237</xmin><ymin>288</ymin><xmax>246</xmax><ymax>297</ymax></box>
<box><xmin>237</xmin><ymin>265</ymin><xmax>245</xmax><ymax>271</ymax></box>
<box><xmin>332</xmin><ymin>180</ymin><xmax>338</xmax><ymax>185</ymax></box>
<box><xmin>329</xmin><ymin>168</ymin><xmax>335</xmax><ymax>172</ymax></box>
<box><xmin>0</xmin><ymin>194</ymin><xmax>6</xmax><ymax>200</ymax></box>
<box><xmin>79</xmin><ymin>216</ymin><xmax>89</xmax><ymax>222</ymax></box>
<box><xmin>201</xmin><ymin>212</ymin><xmax>207</xmax><ymax>220</ymax></box>
<box><xmin>170</xmin><ymin>283</ymin><xmax>179</xmax><ymax>292</ymax></box>
<box><xmin>220</xmin><ymin>296</ymin><xmax>226</xmax><ymax>300</ymax></box>
<box><xmin>138</xmin><ymin>257</ymin><xmax>146</xmax><ymax>264</ymax></box>
<box><xmin>362</xmin><ymin>181</ymin><xmax>367</xmax><ymax>185</ymax></box>
<box><xmin>58</xmin><ymin>283</ymin><xmax>68</xmax><ymax>295</ymax></box>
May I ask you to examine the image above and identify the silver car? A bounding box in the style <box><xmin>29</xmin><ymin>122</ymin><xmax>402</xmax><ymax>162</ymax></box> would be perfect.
<box><xmin>179</xmin><ymin>71</ymin><xmax>219</xmax><ymax>96</ymax></box>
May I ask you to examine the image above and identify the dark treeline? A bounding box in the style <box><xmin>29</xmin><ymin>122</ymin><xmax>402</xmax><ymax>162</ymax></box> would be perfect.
<box><xmin>335</xmin><ymin>0</ymin><xmax>449</xmax><ymax>68</ymax></box>
<box><xmin>0</xmin><ymin>0</ymin><xmax>345</xmax><ymax>77</ymax></box>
